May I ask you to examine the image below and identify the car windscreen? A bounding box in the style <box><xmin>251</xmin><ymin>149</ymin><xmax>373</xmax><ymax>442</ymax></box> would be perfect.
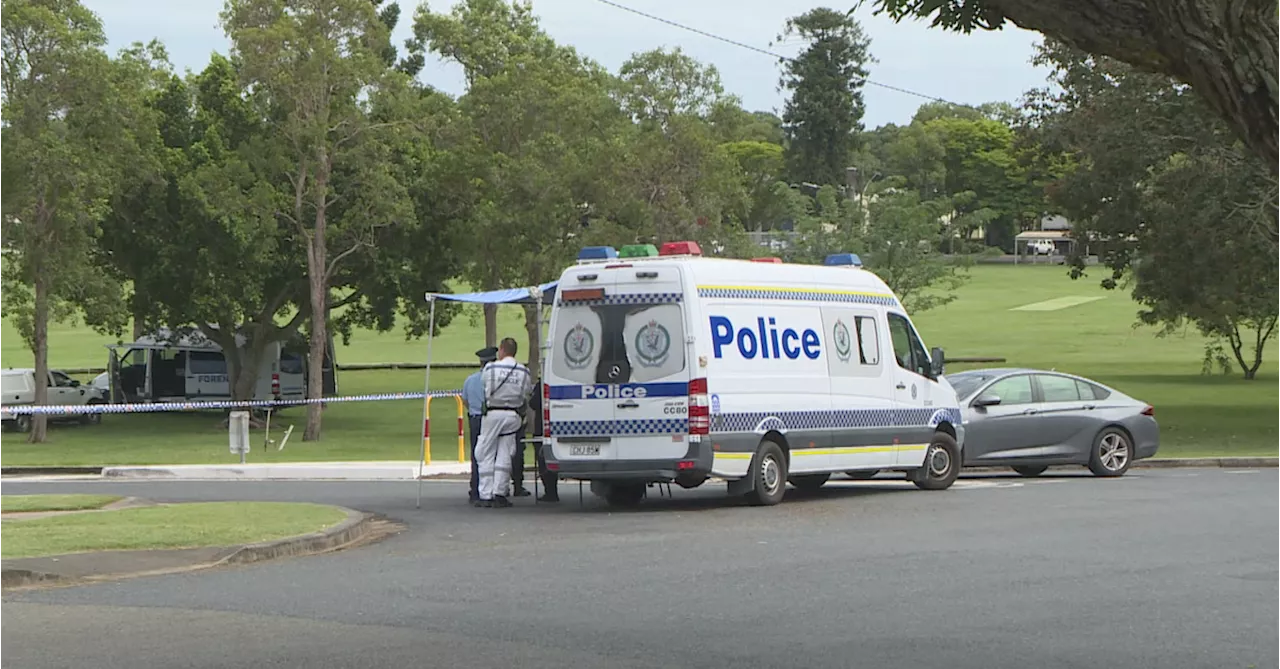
<box><xmin>946</xmin><ymin>372</ymin><xmax>998</xmax><ymax>400</ymax></box>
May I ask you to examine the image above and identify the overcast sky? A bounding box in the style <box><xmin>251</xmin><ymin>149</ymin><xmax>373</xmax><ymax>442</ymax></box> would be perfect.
<box><xmin>83</xmin><ymin>0</ymin><xmax>1053</xmax><ymax>129</ymax></box>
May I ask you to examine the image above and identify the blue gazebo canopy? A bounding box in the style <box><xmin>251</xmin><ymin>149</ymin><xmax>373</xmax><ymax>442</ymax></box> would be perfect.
<box><xmin>426</xmin><ymin>282</ymin><xmax>558</xmax><ymax>306</ymax></box>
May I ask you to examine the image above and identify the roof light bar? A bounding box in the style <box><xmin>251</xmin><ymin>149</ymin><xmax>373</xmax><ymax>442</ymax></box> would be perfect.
<box><xmin>619</xmin><ymin>244</ymin><xmax>658</xmax><ymax>258</ymax></box>
<box><xmin>578</xmin><ymin>246</ymin><xmax>618</xmax><ymax>261</ymax></box>
<box><xmin>824</xmin><ymin>253</ymin><xmax>863</xmax><ymax>267</ymax></box>
<box><xmin>659</xmin><ymin>241</ymin><xmax>702</xmax><ymax>257</ymax></box>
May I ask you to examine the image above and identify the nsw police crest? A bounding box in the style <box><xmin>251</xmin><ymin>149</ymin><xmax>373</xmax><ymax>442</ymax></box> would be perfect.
<box><xmin>563</xmin><ymin>323</ymin><xmax>594</xmax><ymax>370</ymax></box>
<box><xmin>833</xmin><ymin>319</ymin><xmax>853</xmax><ymax>363</ymax></box>
<box><xmin>634</xmin><ymin>320</ymin><xmax>671</xmax><ymax>368</ymax></box>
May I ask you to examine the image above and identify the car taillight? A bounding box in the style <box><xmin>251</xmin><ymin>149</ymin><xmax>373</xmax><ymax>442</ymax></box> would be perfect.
<box><xmin>542</xmin><ymin>383</ymin><xmax>551</xmax><ymax>438</ymax></box>
<box><xmin>688</xmin><ymin>377</ymin><xmax>709</xmax><ymax>439</ymax></box>
<box><xmin>1141</xmin><ymin>405</ymin><xmax>1154</xmax><ymax>417</ymax></box>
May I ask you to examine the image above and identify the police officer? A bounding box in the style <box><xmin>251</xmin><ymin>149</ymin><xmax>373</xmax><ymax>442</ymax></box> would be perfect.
<box><xmin>463</xmin><ymin>346</ymin><xmax>496</xmax><ymax>506</ymax></box>
<box><xmin>475</xmin><ymin>337</ymin><xmax>533</xmax><ymax>508</ymax></box>
<box><xmin>530</xmin><ymin>377</ymin><xmax>558</xmax><ymax>502</ymax></box>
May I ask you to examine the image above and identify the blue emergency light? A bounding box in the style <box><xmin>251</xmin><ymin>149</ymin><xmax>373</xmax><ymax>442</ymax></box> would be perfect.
<box><xmin>577</xmin><ymin>246</ymin><xmax>619</xmax><ymax>261</ymax></box>
<box><xmin>824</xmin><ymin>253</ymin><xmax>863</xmax><ymax>267</ymax></box>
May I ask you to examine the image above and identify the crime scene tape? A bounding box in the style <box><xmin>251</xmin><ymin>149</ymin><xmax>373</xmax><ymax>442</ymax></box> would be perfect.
<box><xmin>0</xmin><ymin>389</ymin><xmax>463</xmax><ymax>416</ymax></box>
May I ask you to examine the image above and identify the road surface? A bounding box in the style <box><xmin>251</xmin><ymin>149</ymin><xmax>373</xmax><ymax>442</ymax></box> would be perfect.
<box><xmin>2</xmin><ymin>469</ymin><xmax>1276</xmax><ymax>669</ymax></box>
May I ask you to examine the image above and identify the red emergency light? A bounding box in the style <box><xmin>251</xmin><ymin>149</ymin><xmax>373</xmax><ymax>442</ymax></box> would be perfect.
<box><xmin>751</xmin><ymin>257</ymin><xmax>782</xmax><ymax>263</ymax></box>
<box><xmin>659</xmin><ymin>241</ymin><xmax>702</xmax><ymax>257</ymax></box>
<box><xmin>561</xmin><ymin>288</ymin><xmax>605</xmax><ymax>302</ymax></box>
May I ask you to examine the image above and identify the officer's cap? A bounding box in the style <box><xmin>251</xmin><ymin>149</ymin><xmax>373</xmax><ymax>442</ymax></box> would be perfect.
<box><xmin>475</xmin><ymin>346</ymin><xmax>499</xmax><ymax>362</ymax></box>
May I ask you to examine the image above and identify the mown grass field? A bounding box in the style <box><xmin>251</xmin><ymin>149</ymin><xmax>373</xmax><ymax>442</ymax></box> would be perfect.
<box><xmin>1</xmin><ymin>501</ymin><xmax>348</xmax><ymax>559</ymax></box>
<box><xmin>1</xmin><ymin>264</ymin><xmax>1275</xmax><ymax>465</ymax></box>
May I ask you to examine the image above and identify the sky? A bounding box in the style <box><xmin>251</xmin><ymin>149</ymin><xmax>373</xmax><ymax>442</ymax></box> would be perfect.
<box><xmin>82</xmin><ymin>0</ymin><xmax>1054</xmax><ymax>129</ymax></box>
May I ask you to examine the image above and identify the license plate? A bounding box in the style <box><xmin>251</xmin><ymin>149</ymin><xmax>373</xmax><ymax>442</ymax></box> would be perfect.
<box><xmin>569</xmin><ymin>444</ymin><xmax>601</xmax><ymax>456</ymax></box>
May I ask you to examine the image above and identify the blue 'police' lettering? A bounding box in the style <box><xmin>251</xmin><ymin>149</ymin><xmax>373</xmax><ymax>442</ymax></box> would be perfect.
<box><xmin>710</xmin><ymin>315</ymin><xmax>820</xmax><ymax>361</ymax></box>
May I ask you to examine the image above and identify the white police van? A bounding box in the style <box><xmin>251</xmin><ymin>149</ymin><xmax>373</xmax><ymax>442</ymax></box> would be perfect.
<box><xmin>541</xmin><ymin>241</ymin><xmax>965</xmax><ymax>507</ymax></box>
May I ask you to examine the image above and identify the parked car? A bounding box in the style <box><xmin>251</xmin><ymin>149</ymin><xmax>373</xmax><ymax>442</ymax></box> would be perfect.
<box><xmin>1</xmin><ymin>368</ymin><xmax>108</xmax><ymax>432</ymax></box>
<box><xmin>946</xmin><ymin>368</ymin><xmax>1159</xmax><ymax>477</ymax></box>
<box><xmin>1027</xmin><ymin>239</ymin><xmax>1055</xmax><ymax>255</ymax></box>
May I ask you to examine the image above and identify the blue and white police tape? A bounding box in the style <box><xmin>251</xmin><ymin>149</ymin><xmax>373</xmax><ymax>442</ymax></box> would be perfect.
<box><xmin>0</xmin><ymin>389</ymin><xmax>463</xmax><ymax>416</ymax></box>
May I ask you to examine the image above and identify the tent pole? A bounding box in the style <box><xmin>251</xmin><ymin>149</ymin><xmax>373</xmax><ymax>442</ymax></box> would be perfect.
<box><xmin>417</xmin><ymin>296</ymin><xmax>437</xmax><ymax>509</ymax></box>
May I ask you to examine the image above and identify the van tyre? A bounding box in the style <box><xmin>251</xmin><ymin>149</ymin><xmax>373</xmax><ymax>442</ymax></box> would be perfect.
<box><xmin>745</xmin><ymin>440</ymin><xmax>788</xmax><ymax>506</ymax></box>
<box><xmin>911</xmin><ymin>432</ymin><xmax>960</xmax><ymax>491</ymax></box>
<box><xmin>1087</xmin><ymin>427</ymin><xmax>1133</xmax><ymax>477</ymax></box>
<box><xmin>603</xmin><ymin>481</ymin><xmax>646</xmax><ymax>508</ymax></box>
<box><xmin>13</xmin><ymin>415</ymin><xmax>32</xmax><ymax>434</ymax></box>
<box><xmin>788</xmin><ymin>473</ymin><xmax>830</xmax><ymax>492</ymax></box>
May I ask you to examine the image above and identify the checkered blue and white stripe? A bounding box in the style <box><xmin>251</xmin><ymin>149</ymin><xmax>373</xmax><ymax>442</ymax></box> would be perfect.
<box><xmin>0</xmin><ymin>390</ymin><xmax>463</xmax><ymax>416</ymax></box>
<box><xmin>557</xmin><ymin>292</ymin><xmax>683</xmax><ymax>308</ymax></box>
<box><xmin>551</xmin><ymin>418</ymin><xmax>688</xmax><ymax>437</ymax></box>
<box><xmin>697</xmin><ymin>287</ymin><xmax>898</xmax><ymax>307</ymax></box>
<box><xmin>711</xmin><ymin>407</ymin><xmax>962</xmax><ymax>433</ymax></box>
<box><xmin>549</xmin><ymin>408</ymin><xmax>960</xmax><ymax>438</ymax></box>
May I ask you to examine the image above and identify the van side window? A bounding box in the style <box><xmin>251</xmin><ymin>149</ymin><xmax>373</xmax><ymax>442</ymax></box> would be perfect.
<box><xmin>887</xmin><ymin>312</ymin><xmax>932</xmax><ymax>377</ymax></box>
<box><xmin>854</xmin><ymin>315</ymin><xmax>879</xmax><ymax>365</ymax></box>
<box><xmin>279</xmin><ymin>353</ymin><xmax>305</xmax><ymax>375</ymax></box>
<box><xmin>188</xmin><ymin>352</ymin><xmax>227</xmax><ymax>376</ymax></box>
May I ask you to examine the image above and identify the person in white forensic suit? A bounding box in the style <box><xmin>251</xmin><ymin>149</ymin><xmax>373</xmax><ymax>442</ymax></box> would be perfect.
<box><xmin>474</xmin><ymin>337</ymin><xmax>534</xmax><ymax>508</ymax></box>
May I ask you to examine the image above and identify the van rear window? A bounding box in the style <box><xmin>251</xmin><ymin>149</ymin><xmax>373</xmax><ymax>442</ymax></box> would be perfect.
<box><xmin>1</xmin><ymin>374</ymin><xmax>30</xmax><ymax>393</ymax></box>
<box><xmin>551</xmin><ymin>301</ymin><xmax>686</xmax><ymax>384</ymax></box>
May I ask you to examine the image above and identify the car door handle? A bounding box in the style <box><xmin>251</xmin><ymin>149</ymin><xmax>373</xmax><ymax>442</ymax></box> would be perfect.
<box><xmin>1022</xmin><ymin>408</ymin><xmax>1039</xmax><ymax>415</ymax></box>
<box><xmin>617</xmin><ymin>401</ymin><xmax>639</xmax><ymax>409</ymax></box>
<box><xmin>1083</xmin><ymin>404</ymin><xmax>1095</xmax><ymax>410</ymax></box>
<box><xmin>895</xmin><ymin>383</ymin><xmax>906</xmax><ymax>390</ymax></box>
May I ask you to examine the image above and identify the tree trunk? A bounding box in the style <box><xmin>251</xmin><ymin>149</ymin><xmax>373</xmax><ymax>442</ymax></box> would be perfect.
<box><xmin>483</xmin><ymin>303</ymin><xmax>498</xmax><ymax>348</ymax></box>
<box><xmin>303</xmin><ymin>169</ymin><xmax>330</xmax><ymax>443</ymax></box>
<box><xmin>989</xmin><ymin>0</ymin><xmax>1278</xmax><ymax>171</ymax></box>
<box><xmin>29</xmin><ymin>272</ymin><xmax>50</xmax><ymax>444</ymax></box>
<box><xmin>522</xmin><ymin>303</ymin><xmax>542</xmax><ymax>379</ymax></box>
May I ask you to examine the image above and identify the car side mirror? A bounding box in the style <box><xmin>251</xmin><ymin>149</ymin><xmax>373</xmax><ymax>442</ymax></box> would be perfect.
<box><xmin>973</xmin><ymin>393</ymin><xmax>1001</xmax><ymax>408</ymax></box>
<box><xmin>71</xmin><ymin>380</ymin><xmax>81</xmax><ymax>387</ymax></box>
<box><xmin>930</xmin><ymin>347</ymin><xmax>945</xmax><ymax>377</ymax></box>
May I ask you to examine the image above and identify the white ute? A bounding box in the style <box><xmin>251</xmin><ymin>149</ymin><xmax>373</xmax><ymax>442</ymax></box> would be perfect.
<box><xmin>1</xmin><ymin>368</ymin><xmax>108</xmax><ymax>432</ymax></box>
<box><xmin>541</xmin><ymin>241</ymin><xmax>965</xmax><ymax>508</ymax></box>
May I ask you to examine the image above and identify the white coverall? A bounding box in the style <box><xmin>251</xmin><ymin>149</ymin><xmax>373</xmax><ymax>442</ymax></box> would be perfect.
<box><xmin>475</xmin><ymin>356</ymin><xmax>534</xmax><ymax>501</ymax></box>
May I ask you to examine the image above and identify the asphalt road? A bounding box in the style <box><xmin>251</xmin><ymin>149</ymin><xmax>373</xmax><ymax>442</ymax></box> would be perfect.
<box><xmin>2</xmin><ymin>469</ymin><xmax>1276</xmax><ymax>669</ymax></box>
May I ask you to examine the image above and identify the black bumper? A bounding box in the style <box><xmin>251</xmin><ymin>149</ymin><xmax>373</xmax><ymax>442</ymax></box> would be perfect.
<box><xmin>547</xmin><ymin>441</ymin><xmax>714</xmax><ymax>482</ymax></box>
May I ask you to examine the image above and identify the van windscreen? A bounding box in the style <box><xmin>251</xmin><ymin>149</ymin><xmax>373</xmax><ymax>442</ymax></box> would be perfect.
<box><xmin>552</xmin><ymin>302</ymin><xmax>686</xmax><ymax>385</ymax></box>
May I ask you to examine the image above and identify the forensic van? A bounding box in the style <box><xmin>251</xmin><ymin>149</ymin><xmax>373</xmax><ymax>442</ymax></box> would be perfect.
<box><xmin>541</xmin><ymin>241</ymin><xmax>965</xmax><ymax>508</ymax></box>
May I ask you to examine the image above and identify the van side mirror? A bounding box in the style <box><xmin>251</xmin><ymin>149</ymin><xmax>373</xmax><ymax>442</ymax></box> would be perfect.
<box><xmin>973</xmin><ymin>393</ymin><xmax>1001</xmax><ymax>408</ymax></box>
<box><xmin>930</xmin><ymin>347</ymin><xmax>945</xmax><ymax>377</ymax></box>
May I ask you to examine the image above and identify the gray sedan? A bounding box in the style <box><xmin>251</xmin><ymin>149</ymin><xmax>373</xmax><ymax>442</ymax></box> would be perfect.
<box><xmin>945</xmin><ymin>368</ymin><xmax>1160</xmax><ymax>477</ymax></box>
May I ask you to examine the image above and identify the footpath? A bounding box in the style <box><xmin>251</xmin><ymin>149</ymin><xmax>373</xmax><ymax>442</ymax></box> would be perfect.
<box><xmin>2</xmin><ymin>457</ymin><xmax>1275</xmax><ymax>481</ymax></box>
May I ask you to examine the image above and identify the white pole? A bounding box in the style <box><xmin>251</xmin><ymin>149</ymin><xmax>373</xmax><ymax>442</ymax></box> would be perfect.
<box><xmin>417</xmin><ymin>296</ymin><xmax>437</xmax><ymax>509</ymax></box>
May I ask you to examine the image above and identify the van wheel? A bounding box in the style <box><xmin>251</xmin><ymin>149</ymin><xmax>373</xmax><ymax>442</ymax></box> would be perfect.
<box><xmin>788</xmin><ymin>473</ymin><xmax>830</xmax><ymax>492</ymax></box>
<box><xmin>745</xmin><ymin>440</ymin><xmax>788</xmax><ymax>506</ymax></box>
<box><xmin>603</xmin><ymin>482</ymin><xmax>646</xmax><ymax>508</ymax></box>
<box><xmin>13</xmin><ymin>415</ymin><xmax>32</xmax><ymax>434</ymax></box>
<box><xmin>911</xmin><ymin>432</ymin><xmax>960</xmax><ymax>491</ymax></box>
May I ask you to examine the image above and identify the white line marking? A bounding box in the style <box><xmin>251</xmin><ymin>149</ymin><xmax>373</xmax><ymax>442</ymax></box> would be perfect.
<box><xmin>1010</xmin><ymin>296</ymin><xmax>1105</xmax><ymax>312</ymax></box>
<box><xmin>1224</xmin><ymin>470</ymin><xmax>1259</xmax><ymax>475</ymax></box>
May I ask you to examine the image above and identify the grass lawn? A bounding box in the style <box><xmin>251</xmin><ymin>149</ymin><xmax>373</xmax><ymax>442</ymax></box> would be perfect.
<box><xmin>1</xmin><ymin>264</ymin><xmax>1275</xmax><ymax>464</ymax></box>
<box><xmin>1</xmin><ymin>501</ymin><xmax>349</xmax><ymax>559</ymax></box>
<box><xmin>2</xmin><ymin>494</ymin><xmax>122</xmax><ymax>513</ymax></box>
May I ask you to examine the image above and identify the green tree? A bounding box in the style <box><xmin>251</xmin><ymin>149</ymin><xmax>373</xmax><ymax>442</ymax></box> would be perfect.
<box><xmin>1</xmin><ymin>0</ymin><xmax>136</xmax><ymax>442</ymax></box>
<box><xmin>1026</xmin><ymin>39</ymin><xmax>1277</xmax><ymax>377</ymax></box>
<box><xmin>777</xmin><ymin>8</ymin><xmax>873</xmax><ymax>186</ymax></box>
<box><xmin>861</xmin><ymin>190</ymin><xmax>968</xmax><ymax>311</ymax></box>
<box><xmin>222</xmin><ymin>0</ymin><xmax>403</xmax><ymax>441</ymax></box>
<box><xmin>1134</xmin><ymin>153</ymin><xmax>1277</xmax><ymax>379</ymax></box>
<box><xmin>863</xmin><ymin>0</ymin><xmax>1277</xmax><ymax>172</ymax></box>
<box><xmin>617</xmin><ymin>46</ymin><xmax>730</xmax><ymax>123</ymax></box>
<box><xmin>415</xmin><ymin>0</ymin><xmax>633</xmax><ymax>370</ymax></box>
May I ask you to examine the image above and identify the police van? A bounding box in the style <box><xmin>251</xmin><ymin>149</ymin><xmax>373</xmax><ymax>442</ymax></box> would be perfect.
<box><xmin>541</xmin><ymin>241</ymin><xmax>965</xmax><ymax>508</ymax></box>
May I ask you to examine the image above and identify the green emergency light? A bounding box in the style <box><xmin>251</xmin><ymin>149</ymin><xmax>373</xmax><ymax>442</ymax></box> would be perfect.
<box><xmin>619</xmin><ymin>244</ymin><xmax>659</xmax><ymax>258</ymax></box>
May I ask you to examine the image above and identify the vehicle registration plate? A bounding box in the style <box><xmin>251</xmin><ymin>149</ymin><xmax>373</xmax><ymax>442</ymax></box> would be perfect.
<box><xmin>569</xmin><ymin>444</ymin><xmax>601</xmax><ymax>456</ymax></box>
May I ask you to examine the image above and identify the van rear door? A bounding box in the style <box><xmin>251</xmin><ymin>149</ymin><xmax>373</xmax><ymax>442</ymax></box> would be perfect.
<box><xmin>604</xmin><ymin>265</ymin><xmax>691</xmax><ymax>461</ymax></box>
<box><xmin>547</xmin><ymin>269</ymin><xmax>618</xmax><ymax>462</ymax></box>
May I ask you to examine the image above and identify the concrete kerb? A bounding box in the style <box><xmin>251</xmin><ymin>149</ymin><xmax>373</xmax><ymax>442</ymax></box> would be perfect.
<box><xmin>0</xmin><ymin>506</ymin><xmax>395</xmax><ymax>591</ymax></box>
